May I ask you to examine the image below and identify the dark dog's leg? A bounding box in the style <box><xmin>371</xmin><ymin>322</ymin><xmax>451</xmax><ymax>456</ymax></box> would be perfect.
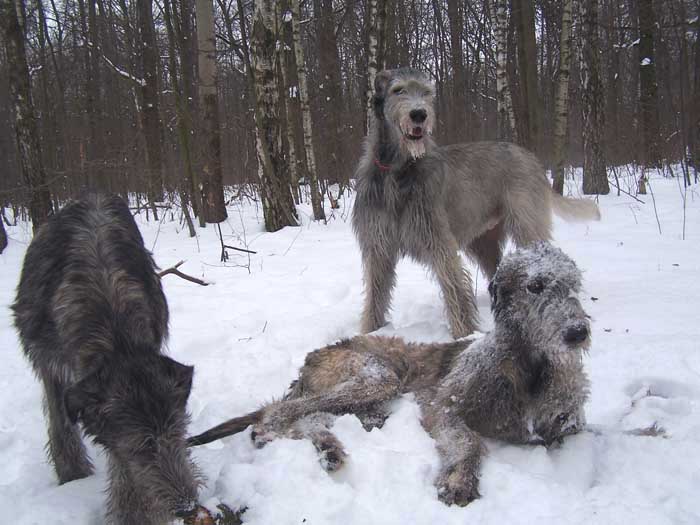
<box><xmin>467</xmin><ymin>221</ymin><xmax>505</xmax><ymax>281</ymax></box>
<box><xmin>41</xmin><ymin>370</ymin><xmax>93</xmax><ymax>484</ymax></box>
<box><xmin>423</xmin><ymin>410</ymin><xmax>483</xmax><ymax>506</ymax></box>
<box><xmin>360</xmin><ymin>246</ymin><xmax>399</xmax><ymax>334</ymax></box>
<box><xmin>427</xmin><ymin>239</ymin><xmax>479</xmax><ymax>338</ymax></box>
<box><xmin>107</xmin><ymin>458</ymin><xmax>152</xmax><ymax>525</ymax></box>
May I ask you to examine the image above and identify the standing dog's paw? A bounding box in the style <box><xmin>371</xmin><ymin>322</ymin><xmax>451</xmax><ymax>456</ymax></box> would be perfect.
<box><xmin>435</xmin><ymin>463</ymin><xmax>480</xmax><ymax>506</ymax></box>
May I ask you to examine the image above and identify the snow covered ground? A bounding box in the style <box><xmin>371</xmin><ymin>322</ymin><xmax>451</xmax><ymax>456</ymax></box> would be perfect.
<box><xmin>1</xmin><ymin>169</ymin><xmax>699</xmax><ymax>524</ymax></box>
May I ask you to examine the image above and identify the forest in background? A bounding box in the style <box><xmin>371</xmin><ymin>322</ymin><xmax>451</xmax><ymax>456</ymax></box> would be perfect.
<box><xmin>1</xmin><ymin>0</ymin><xmax>699</xmax><ymax>242</ymax></box>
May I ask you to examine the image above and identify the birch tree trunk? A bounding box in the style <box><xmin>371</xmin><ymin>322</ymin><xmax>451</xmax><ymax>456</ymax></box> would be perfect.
<box><xmin>492</xmin><ymin>0</ymin><xmax>516</xmax><ymax>141</ymax></box>
<box><xmin>251</xmin><ymin>0</ymin><xmax>298</xmax><ymax>232</ymax></box>
<box><xmin>551</xmin><ymin>0</ymin><xmax>573</xmax><ymax>195</ymax></box>
<box><xmin>1</xmin><ymin>0</ymin><xmax>53</xmax><ymax>232</ymax></box>
<box><xmin>365</xmin><ymin>0</ymin><xmax>379</xmax><ymax>133</ymax></box>
<box><xmin>290</xmin><ymin>0</ymin><xmax>325</xmax><ymax>220</ymax></box>
<box><xmin>581</xmin><ymin>0</ymin><xmax>609</xmax><ymax>195</ymax></box>
<box><xmin>196</xmin><ymin>0</ymin><xmax>228</xmax><ymax>223</ymax></box>
<box><xmin>136</xmin><ymin>0</ymin><xmax>164</xmax><ymax>207</ymax></box>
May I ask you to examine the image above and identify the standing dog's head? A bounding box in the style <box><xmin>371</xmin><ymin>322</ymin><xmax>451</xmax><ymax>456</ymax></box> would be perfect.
<box><xmin>372</xmin><ymin>68</ymin><xmax>436</xmax><ymax>159</ymax></box>
<box><xmin>488</xmin><ymin>242</ymin><xmax>591</xmax><ymax>357</ymax></box>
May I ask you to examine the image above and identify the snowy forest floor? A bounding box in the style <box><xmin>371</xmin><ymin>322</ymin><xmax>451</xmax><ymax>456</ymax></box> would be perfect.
<box><xmin>1</xmin><ymin>168</ymin><xmax>699</xmax><ymax>524</ymax></box>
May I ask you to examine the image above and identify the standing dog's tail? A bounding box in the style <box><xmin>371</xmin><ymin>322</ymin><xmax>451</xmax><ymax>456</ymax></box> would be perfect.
<box><xmin>551</xmin><ymin>192</ymin><xmax>601</xmax><ymax>222</ymax></box>
<box><xmin>188</xmin><ymin>409</ymin><xmax>263</xmax><ymax>447</ymax></box>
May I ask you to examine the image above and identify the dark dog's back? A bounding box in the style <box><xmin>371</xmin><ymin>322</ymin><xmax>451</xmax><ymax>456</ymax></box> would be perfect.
<box><xmin>13</xmin><ymin>194</ymin><xmax>168</xmax><ymax>370</ymax></box>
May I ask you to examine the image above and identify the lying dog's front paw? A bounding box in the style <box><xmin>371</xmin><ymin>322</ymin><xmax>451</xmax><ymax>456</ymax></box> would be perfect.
<box><xmin>435</xmin><ymin>464</ymin><xmax>480</xmax><ymax>506</ymax></box>
<box><xmin>315</xmin><ymin>436</ymin><xmax>347</xmax><ymax>472</ymax></box>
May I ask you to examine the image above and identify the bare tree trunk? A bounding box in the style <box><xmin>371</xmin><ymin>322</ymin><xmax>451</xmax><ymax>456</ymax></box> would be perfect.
<box><xmin>280</xmin><ymin>8</ymin><xmax>300</xmax><ymax>205</ymax></box>
<box><xmin>551</xmin><ymin>0</ymin><xmax>573</xmax><ymax>195</ymax></box>
<box><xmin>692</xmin><ymin>11</ymin><xmax>700</xmax><ymax>177</ymax></box>
<box><xmin>1</xmin><ymin>0</ymin><xmax>53</xmax><ymax>231</ymax></box>
<box><xmin>638</xmin><ymin>0</ymin><xmax>660</xmax><ymax>168</ymax></box>
<box><xmin>514</xmin><ymin>0</ymin><xmax>540</xmax><ymax>153</ymax></box>
<box><xmin>136</xmin><ymin>0</ymin><xmax>164</xmax><ymax>207</ymax></box>
<box><xmin>290</xmin><ymin>0</ymin><xmax>325</xmax><ymax>220</ymax></box>
<box><xmin>492</xmin><ymin>0</ymin><xmax>516</xmax><ymax>140</ymax></box>
<box><xmin>0</xmin><ymin>212</ymin><xmax>7</xmax><ymax>253</ymax></box>
<box><xmin>581</xmin><ymin>0</ymin><xmax>609</xmax><ymax>195</ymax></box>
<box><xmin>163</xmin><ymin>0</ymin><xmax>196</xmax><ymax>237</ymax></box>
<box><xmin>251</xmin><ymin>0</ymin><xmax>298</xmax><ymax>232</ymax></box>
<box><xmin>195</xmin><ymin>0</ymin><xmax>228</xmax><ymax>223</ymax></box>
<box><xmin>366</xmin><ymin>0</ymin><xmax>379</xmax><ymax>133</ymax></box>
<box><xmin>447</xmin><ymin>0</ymin><xmax>467</xmax><ymax>142</ymax></box>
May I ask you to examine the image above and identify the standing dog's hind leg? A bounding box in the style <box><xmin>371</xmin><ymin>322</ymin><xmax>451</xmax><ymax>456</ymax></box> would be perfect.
<box><xmin>428</xmin><ymin>239</ymin><xmax>479</xmax><ymax>338</ymax></box>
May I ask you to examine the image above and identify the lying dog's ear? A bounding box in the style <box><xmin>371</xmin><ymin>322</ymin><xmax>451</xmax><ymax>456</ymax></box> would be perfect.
<box><xmin>373</xmin><ymin>70</ymin><xmax>391</xmax><ymax>120</ymax></box>
<box><xmin>64</xmin><ymin>372</ymin><xmax>103</xmax><ymax>424</ymax></box>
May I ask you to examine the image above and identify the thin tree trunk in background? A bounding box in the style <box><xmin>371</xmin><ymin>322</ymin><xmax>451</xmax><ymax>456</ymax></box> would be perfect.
<box><xmin>251</xmin><ymin>0</ymin><xmax>298</xmax><ymax>232</ymax></box>
<box><xmin>693</xmin><ymin>12</ymin><xmax>700</xmax><ymax>177</ymax></box>
<box><xmin>365</xmin><ymin>0</ymin><xmax>379</xmax><ymax>133</ymax></box>
<box><xmin>290</xmin><ymin>0</ymin><xmax>324</xmax><ymax>220</ymax></box>
<box><xmin>280</xmin><ymin>7</ymin><xmax>300</xmax><ymax>205</ymax></box>
<box><xmin>513</xmin><ymin>0</ymin><xmax>539</xmax><ymax>154</ymax></box>
<box><xmin>0</xmin><ymin>213</ymin><xmax>7</xmax><ymax>253</ymax></box>
<box><xmin>447</xmin><ymin>0</ymin><xmax>467</xmax><ymax>142</ymax></box>
<box><xmin>163</xmin><ymin>0</ymin><xmax>196</xmax><ymax>237</ymax></box>
<box><xmin>492</xmin><ymin>0</ymin><xmax>516</xmax><ymax>141</ymax></box>
<box><xmin>136</xmin><ymin>0</ymin><xmax>165</xmax><ymax>208</ymax></box>
<box><xmin>551</xmin><ymin>0</ymin><xmax>573</xmax><ymax>195</ymax></box>
<box><xmin>581</xmin><ymin>0</ymin><xmax>609</xmax><ymax>195</ymax></box>
<box><xmin>2</xmin><ymin>0</ymin><xmax>53</xmax><ymax>231</ymax></box>
<box><xmin>314</xmin><ymin>0</ymin><xmax>345</xmax><ymax>188</ymax></box>
<box><xmin>196</xmin><ymin>0</ymin><xmax>228</xmax><ymax>223</ymax></box>
<box><xmin>638</xmin><ymin>0</ymin><xmax>660</xmax><ymax>169</ymax></box>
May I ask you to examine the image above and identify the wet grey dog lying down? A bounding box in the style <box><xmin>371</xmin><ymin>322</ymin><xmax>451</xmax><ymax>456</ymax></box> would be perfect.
<box><xmin>189</xmin><ymin>242</ymin><xmax>591</xmax><ymax>506</ymax></box>
<box><xmin>13</xmin><ymin>195</ymin><xmax>203</xmax><ymax>525</ymax></box>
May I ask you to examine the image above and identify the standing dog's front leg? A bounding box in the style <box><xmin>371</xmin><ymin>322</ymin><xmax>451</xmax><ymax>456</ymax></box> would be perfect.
<box><xmin>423</xmin><ymin>410</ymin><xmax>484</xmax><ymax>506</ymax></box>
<box><xmin>360</xmin><ymin>244</ymin><xmax>399</xmax><ymax>334</ymax></box>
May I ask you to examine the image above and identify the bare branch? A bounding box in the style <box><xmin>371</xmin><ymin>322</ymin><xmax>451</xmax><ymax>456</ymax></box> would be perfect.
<box><xmin>158</xmin><ymin>260</ymin><xmax>210</xmax><ymax>286</ymax></box>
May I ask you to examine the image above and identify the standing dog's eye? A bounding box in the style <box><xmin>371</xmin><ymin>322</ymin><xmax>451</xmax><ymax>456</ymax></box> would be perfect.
<box><xmin>392</xmin><ymin>87</ymin><xmax>406</xmax><ymax>95</ymax></box>
<box><xmin>527</xmin><ymin>279</ymin><xmax>545</xmax><ymax>294</ymax></box>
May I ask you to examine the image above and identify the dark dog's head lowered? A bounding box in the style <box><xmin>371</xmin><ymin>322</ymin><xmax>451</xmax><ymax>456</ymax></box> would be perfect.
<box><xmin>64</xmin><ymin>351</ymin><xmax>200</xmax><ymax>517</ymax></box>
<box><xmin>488</xmin><ymin>242</ymin><xmax>591</xmax><ymax>354</ymax></box>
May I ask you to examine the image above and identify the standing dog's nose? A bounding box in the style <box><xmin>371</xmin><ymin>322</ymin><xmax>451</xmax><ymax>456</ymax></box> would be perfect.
<box><xmin>563</xmin><ymin>324</ymin><xmax>589</xmax><ymax>344</ymax></box>
<box><xmin>409</xmin><ymin>109</ymin><xmax>427</xmax><ymax>123</ymax></box>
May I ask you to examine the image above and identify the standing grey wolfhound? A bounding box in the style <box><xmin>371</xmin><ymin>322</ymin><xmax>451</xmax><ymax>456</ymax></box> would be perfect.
<box><xmin>188</xmin><ymin>243</ymin><xmax>591</xmax><ymax>506</ymax></box>
<box><xmin>13</xmin><ymin>195</ymin><xmax>203</xmax><ymax>524</ymax></box>
<box><xmin>353</xmin><ymin>68</ymin><xmax>600</xmax><ymax>338</ymax></box>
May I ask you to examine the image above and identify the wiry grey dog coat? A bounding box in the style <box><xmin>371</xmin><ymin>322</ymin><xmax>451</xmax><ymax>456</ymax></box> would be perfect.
<box><xmin>352</xmin><ymin>68</ymin><xmax>600</xmax><ymax>338</ymax></box>
<box><xmin>13</xmin><ymin>195</ymin><xmax>201</xmax><ymax>525</ymax></box>
<box><xmin>188</xmin><ymin>242</ymin><xmax>591</xmax><ymax>506</ymax></box>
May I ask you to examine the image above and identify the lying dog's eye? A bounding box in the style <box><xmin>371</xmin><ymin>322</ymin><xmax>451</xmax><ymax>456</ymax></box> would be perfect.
<box><xmin>527</xmin><ymin>279</ymin><xmax>545</xmax><ymax>294</ymax></box>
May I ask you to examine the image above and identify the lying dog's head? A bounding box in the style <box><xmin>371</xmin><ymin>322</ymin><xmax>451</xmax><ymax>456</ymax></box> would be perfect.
<box><xmin>373</xmin><ymin>68</ymin><xmax>436</xmax><ymax>159</ymax></box>
<box><xmin>488</xmin><ymin>242</ymin><xmax>591</xmax><ymax>355</ymax></box>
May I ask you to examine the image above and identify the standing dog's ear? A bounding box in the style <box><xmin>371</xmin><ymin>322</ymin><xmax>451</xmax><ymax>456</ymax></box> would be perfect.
<box><xmin>373</xmin><ymin>70</ymin><xmax>392</xmax><ymax>120</ymax></box>
<box><xmin>488</xmin><ymin>280</ymin><xmax>498</xmax><ymax>307</ymax></box>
